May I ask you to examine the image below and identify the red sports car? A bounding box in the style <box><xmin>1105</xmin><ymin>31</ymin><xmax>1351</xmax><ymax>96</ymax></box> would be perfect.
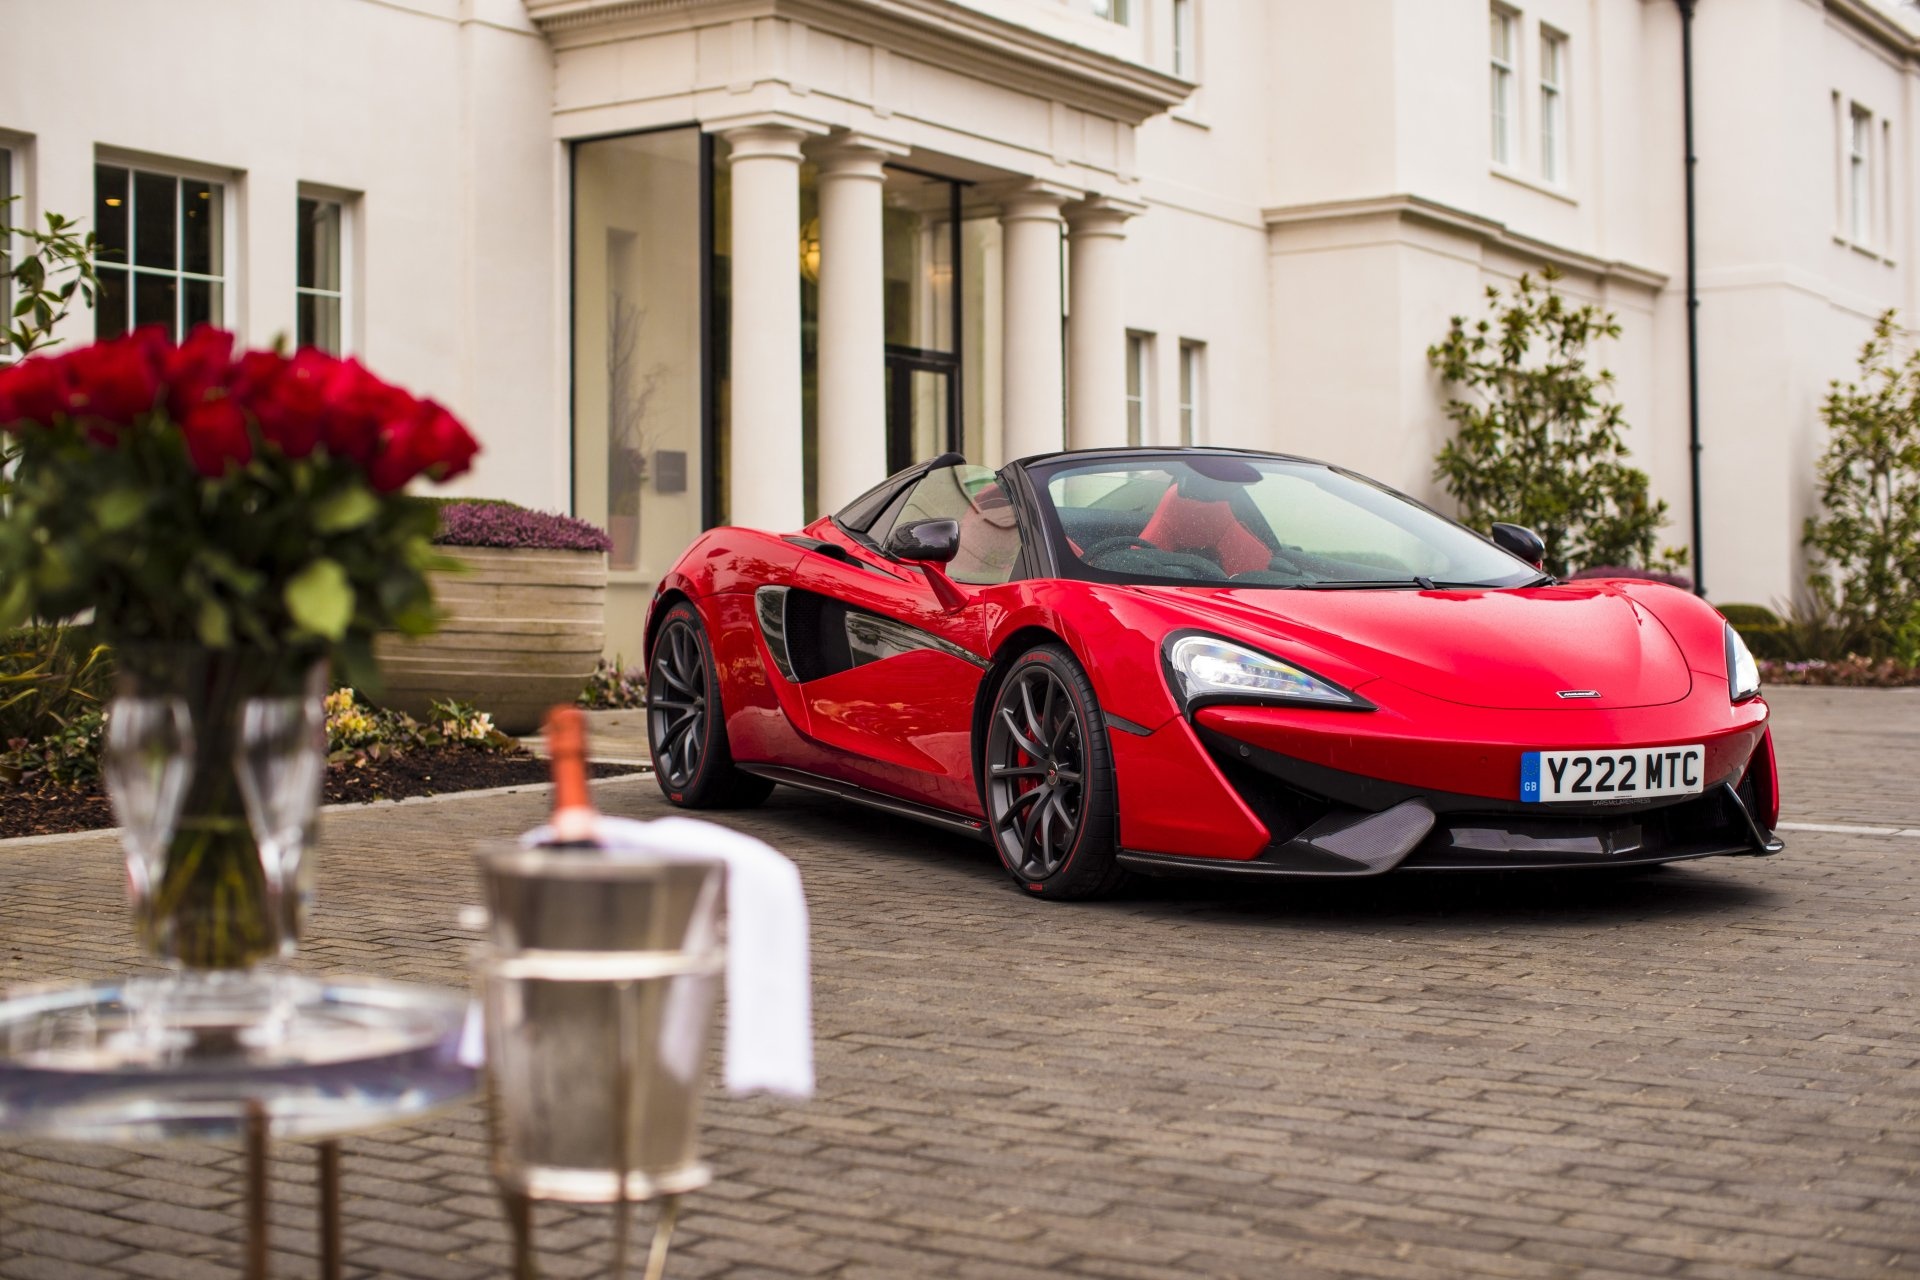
<box><xmin>642</xmin><ymin>448</ymin><xmax>1781</xmax><ymax>899</ymax></box>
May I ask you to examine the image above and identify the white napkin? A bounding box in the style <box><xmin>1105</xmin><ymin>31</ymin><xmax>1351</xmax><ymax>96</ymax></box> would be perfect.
<box><xmin>515</xmin><ymin>815</ymin><xmax>815</xmax><ymax>1099</ymax></box>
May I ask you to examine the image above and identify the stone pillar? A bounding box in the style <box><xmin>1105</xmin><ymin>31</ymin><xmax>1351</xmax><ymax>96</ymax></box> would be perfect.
<box><xmin>814</xmin><ymin>135</ymin><xmax>903</xmax><ymax>512</ymax></box>
<box><xmin>997</xmin><ymin>183</ymin><xmax>1073</xmax><ymax>463</ymax></box>
<box><xmin>721</xmin><ymin>120</ymin><xmax>816</xmax><ymax>530</ymax></box>
<box><xmin>1065</xmin><ymin>196</ymin><xmax>1141</xmax><ymax>451</ymax></box>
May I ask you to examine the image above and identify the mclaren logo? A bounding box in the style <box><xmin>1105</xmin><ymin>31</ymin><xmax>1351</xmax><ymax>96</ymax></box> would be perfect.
<box><xmin>1556</xmin><ymin>689</ymin><xmax>1602</xmax><ymax>700</ymax></box>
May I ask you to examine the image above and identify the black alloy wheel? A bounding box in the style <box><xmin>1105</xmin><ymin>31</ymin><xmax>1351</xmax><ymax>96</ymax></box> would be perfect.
<box><xmin>646</xmin><ymin>603</ymin><xmax>773</xmax><ymax>809</ymax></box>
<box><xmin>983</xmin><ymin>644</ymin><xmax>1124</xmax><ymax>899</ymax></box>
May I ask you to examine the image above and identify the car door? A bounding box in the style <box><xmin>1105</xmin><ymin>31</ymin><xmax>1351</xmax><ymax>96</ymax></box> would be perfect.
<box><xmin>773</xmin><ymin>464</ymin><xmax>1021</xmax><ymax>813</ymax></box>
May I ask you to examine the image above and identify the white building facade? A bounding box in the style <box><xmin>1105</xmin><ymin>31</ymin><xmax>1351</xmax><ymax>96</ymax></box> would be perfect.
<box><xmin>2</xmin><ymin>0</ymin><xmax>1916</xmax><ymax>648</ymax></box>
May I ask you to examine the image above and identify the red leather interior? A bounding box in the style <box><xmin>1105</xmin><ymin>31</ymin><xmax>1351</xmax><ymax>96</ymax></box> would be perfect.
<box><xmin>1139</xmin><ymin>488</ymin><xmax>1271</xmax><ymax>576</ymax></box>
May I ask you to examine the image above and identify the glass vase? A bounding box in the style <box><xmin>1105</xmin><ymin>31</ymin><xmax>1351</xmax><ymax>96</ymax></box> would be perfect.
<box><xmin>104</xmin><ymin>647</ymin><xmax>328</xmax><ymax>971</ymax></box>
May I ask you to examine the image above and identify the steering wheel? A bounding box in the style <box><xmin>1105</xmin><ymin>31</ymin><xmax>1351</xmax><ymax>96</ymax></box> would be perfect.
<box><xmin>1083</xmin><ymin>535</ymin><xmax>1158</xmax><ymax>560</ymax></box>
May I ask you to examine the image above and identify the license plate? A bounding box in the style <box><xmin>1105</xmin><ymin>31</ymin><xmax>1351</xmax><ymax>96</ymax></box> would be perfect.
<box><xmin>1520</xmin><ymin>745</ymin><xmax>1705</xmax><ymax>803</ymax></box>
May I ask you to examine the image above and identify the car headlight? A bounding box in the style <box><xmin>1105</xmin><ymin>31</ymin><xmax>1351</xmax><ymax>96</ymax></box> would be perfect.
<box><xmin>1725</xmin><ymin>623</ymin><xmax>1761</xmax><ymax>702</ymax></box>
<box><xmin>1164</xmin><ymin>634</ymin><xmax>1368</xmax><ymax>710</ymax></box>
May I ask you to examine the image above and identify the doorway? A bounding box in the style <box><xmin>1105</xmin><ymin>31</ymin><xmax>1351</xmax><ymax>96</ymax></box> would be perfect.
<box><xmin>884</xmin><ymin>351</ymin><xmax>958</xmax><ymax>473</ymax></box>
<box><xmin>882</xmin><ymin>167</ymin><xmax>963</xmax><ymax>471</ymax></box>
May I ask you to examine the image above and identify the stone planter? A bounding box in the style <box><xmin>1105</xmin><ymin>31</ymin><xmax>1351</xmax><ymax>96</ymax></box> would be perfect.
<box><xmin>376</xmin><ymin>546</ymin><xmax>607</xmax><ymax>735</ymax></box>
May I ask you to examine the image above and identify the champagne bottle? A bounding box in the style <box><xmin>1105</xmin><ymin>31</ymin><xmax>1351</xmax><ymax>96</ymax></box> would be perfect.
<box><xmin>543</xmin><ymin>705</ymin><xmax>599</xmax><ymax>847</ymax></box>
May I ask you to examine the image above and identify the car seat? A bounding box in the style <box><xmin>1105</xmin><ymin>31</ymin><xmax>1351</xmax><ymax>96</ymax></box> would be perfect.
<box><xmin>1138</xmin><ymin>477</ymin><xmax>1271</xmax><ymax>577</ymax></box>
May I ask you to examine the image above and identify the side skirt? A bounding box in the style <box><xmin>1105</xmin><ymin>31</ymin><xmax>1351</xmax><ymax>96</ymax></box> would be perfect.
<box><xmin>736</xmin><ymin>764</ymin><xmax>990</xmax><ymax>841</ymax></box>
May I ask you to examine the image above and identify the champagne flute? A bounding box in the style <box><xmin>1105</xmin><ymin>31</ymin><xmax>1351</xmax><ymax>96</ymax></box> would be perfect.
<box><xmin>234</xmin><ymin>694</ymin><xmax>327</xmax><ymax>960</ymax></box>
<box><xmin>101</xmin><ymin>697</ymin><xmax>196</xmax><ymax>952</ymax></box>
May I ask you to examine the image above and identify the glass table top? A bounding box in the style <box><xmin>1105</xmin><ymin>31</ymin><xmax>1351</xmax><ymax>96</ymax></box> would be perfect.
<box><xmin>0</xmin><ymin>973</ymin><xmax>477</xmax><ymax>1143</ymax></box>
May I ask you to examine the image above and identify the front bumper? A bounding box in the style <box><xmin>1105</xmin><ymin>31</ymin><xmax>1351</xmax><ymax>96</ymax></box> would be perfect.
<box><xmin>1111</xmin><ymin>689</ymin><xmax>1781</xmax><ymax>879</ymax></box>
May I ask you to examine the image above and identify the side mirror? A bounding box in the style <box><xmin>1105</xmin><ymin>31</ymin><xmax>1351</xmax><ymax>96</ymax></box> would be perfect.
<box><xmin>1490</xmin><ymin>522</ymin><xmax>1546</xmax><ymax>569</ymax></box>
<box><xmin>885</xmin><ymin>518</ymin><xmax>960</xmax><ymax>564</ymax></box>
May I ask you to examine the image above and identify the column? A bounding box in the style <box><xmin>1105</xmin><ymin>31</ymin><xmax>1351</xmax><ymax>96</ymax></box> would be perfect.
<box><xmin>997</xmin><ymin>183</ymin><xmax>1073</xmax><ymax>463</ymax></box>
<box><xmin>721</xmin><ymin>120</ymin><xmax>816</xmax><ymax>530</ymax></box>
<box><xmin>1064</xmin><ymin>196</ymin><xmax>1140</xmax><ymax>451</ymax></box>
<box><xmin>814</xmin><ymin>135</ymin><xmax>903</xmax><ymax>512</ymax></box>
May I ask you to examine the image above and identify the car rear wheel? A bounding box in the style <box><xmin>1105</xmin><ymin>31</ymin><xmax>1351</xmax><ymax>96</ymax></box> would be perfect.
<box><xmin>647</xmin><ymin>603</ymin><xmax>774</xmax><ymax>809</ymax></box>
<box><xmin>983</xmin><ymin>643</ymin><xmax>1125</xmax><ymax>900</ymax></box>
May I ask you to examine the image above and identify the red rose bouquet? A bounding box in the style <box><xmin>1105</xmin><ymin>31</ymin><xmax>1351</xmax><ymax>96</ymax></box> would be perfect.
<box><xmin>0</xmin><ymin>325</ymin><xmax>479</xmax><ymax>968</ymax></box>
<box><xmin>0</xmin><ymin>325</ymin><xmax>477</xmax><ymax>678</ymax></box>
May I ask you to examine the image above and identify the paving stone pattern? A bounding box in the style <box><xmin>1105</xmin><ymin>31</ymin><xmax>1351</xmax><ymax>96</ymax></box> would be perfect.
<box><xmin>1</xmin><ymin>691</ymin><xmax>1916</xmax><ymax>1278</ymax></box>
<box><xmin>1762</xmin><ymin>687</ymin><xmax>1920</xmax><ymax>828</ymax></box>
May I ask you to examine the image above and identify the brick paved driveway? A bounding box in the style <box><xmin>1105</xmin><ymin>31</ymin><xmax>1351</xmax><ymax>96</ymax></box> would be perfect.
<box><xmin>1</xmin><ymin>687</ymin><xmax>1915</xmax><ymax>1279</ymax></box>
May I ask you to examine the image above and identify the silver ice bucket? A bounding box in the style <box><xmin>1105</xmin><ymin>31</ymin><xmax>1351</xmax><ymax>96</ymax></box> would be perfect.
<box><xmin>475</xmin><ymin>841</ymin><xmax>726</xmax><ymax>1205</ymax></box>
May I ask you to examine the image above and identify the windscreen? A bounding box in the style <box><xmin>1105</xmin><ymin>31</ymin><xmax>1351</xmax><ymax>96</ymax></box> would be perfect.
<box><xmin>1035</xmin><ymin>455</ymin><xmax>1538</xmax><ymax>589</ymax></box>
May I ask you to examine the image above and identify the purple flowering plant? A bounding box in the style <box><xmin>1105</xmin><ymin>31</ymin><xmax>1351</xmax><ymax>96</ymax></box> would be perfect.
<box><xmin>433</xmin><ymin>500</ymin><xmax>612</xmax><ymax>554</ymax></box>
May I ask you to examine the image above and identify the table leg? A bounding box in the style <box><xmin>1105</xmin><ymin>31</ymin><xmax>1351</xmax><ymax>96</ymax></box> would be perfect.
<box><xmin>244</xmin><ymin>1102</ymin><xmax>269</xmax><ymax>1280</ymax></box>
<box><xmin>318</xmin><ymin>1140</ymin><xmax>342</xmax><ymax>1280</ymax></box>
<box><xmin>506</xmin><ymin>1187</ymin><xmax>536</xmax><ymax>1280</ymax></box>
<box><xmin>643</xmin><ymin>1194</ymin><xmax>680</xmax><ymax>1280</ymax></box>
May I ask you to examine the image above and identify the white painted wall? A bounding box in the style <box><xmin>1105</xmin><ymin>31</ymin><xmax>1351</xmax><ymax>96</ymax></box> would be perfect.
<box><xmin>4</xmin><ymin>0</ymin><xmax>1914</xmax><ymax>616</ymax></box>
<box><xmin>0</xmin><ymin>0</ymin><xmax>561</xmax><ymax>510</ymax></box>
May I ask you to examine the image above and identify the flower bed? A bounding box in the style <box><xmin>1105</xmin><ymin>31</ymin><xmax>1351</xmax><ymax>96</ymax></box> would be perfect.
<box><xmin>434</xmin><ymin>500</ymin><xmax>612</xmax><ymax>554</ymax></box>
<box><xmin>1760</xmin><ymin>657</ymin><xmax>1920</xmax><ymax>688</ymax></box>
<box><xmin>2</xmin><ymin>753</ymin><xmax>640</xmax><ymax>841</ymax></box>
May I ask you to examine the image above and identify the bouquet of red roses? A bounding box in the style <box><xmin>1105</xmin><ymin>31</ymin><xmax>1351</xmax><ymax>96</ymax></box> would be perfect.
<box><xmin>0</xmin><ymin>325</ymin><xmax>478</xmax><ymax>684</ymax></box>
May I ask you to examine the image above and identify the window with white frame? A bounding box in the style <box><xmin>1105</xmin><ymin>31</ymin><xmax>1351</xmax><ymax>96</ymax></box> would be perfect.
<box><xmin>94</xmin><ymin>162</ymin><xmax>225</xmax><ymax>341</ymax></box>
<box><xmin>1178</xmin><ymin>340</ymin><xmax>1203</xmax><ymax>446</ymax></box>
<box><xmin>1849</xmin><ymin>104</ymin><xmax>1873</xmax><ymax>244</ymax></box>
<box><xmin>1125</xmin><ymin>331</ymin><xmax>1152</xmax><ymax>446</ymax></box>
<box><xmin>1490</xmin><ymin>7</ymin><xmax>1517</xmax><ymax>167</ymax></box>
<box><xmin>1091</xmin><ymin>0</ymin><xmax>1129</xmax><ymax>25</ymax></box>
<box><xmin>1172</xmin><ymin>0</ymin><xmax>1196</xmax><ymax>78</ymax></box>
<box><xmin>297</xmin><ymin>194</ymin><xmax>346</xmax><ymax>354</ymax></box>
<box><xmin>1540</xmin><ymin>28</ymin><xmax>1567</xmax><ymax>184</ymax></box>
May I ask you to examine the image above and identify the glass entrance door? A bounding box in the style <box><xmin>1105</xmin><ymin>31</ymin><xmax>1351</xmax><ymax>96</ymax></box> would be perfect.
<box><xmin>885</xmin><ymin>352</ymin><xmax>957</xmax><ymax>473</ymax></box>
<box><xmin>883</xmin><ymin>168</ymin><xmax>962</xmax><ymax>471</ymax></box>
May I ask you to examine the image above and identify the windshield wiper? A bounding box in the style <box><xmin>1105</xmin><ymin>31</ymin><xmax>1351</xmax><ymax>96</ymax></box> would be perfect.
<box><xmin>1298</xmin><ymin>577</ymin><xmax>1528</xmax><ymax>590</ymax></box>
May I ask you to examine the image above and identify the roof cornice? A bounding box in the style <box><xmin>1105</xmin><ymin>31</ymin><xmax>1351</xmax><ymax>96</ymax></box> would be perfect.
<box><xmin>1824</xmin><ymin>0</ymin><xmax>1920</xmax><ymax>60</ymax></box>
<box><xmin>1263</xmin><ymin>194</ymin><xmax>1670</xmax><ymax>292</ymax></box>
<box><xmin>521</xmin><ymin>0</ymin><xmax>1193</xmax><ymax>124</ymax></box>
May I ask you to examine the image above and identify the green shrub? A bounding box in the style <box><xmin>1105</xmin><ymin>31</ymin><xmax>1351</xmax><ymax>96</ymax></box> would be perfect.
<box><xmin>0</xmin><ymin>626</ymin><xmax>113</xmax><ymax>745</ymax></box>
<box><xmin>323</xmin><ymin>687</ymin><xmax>515</xmax><ymax>764</ymax></box>
<box><xmin>1428</xmin><ymin>268</ymin><xmax>1685</xmax><ymax>579</ymax></box>
<box><xmin>1</xmin><ymin>706</ymin><xmax>104</xmax><ymax>787</ymax></box>
<box><xmin>1804</xmin><ymin>310</ymin><xmax>1920</xmax><ymax>662</ymax></box>
<box><xmin>578</xmin><ymin>657</ymin><xmax>646</xmax><ymax>710</ymax></box>
<box><xmin>1714</xmin><ymin>603</ymin><xmax>1790</xmax><ymax>660</ymax></box>
<box><xmin>1715</xmin><ymin>603</ymin><xmax>1782</xmax><ymax>629</ymax></box>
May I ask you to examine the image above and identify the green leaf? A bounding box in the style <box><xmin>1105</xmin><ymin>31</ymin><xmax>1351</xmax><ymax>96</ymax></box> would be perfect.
<box><xmin>313</xmin><ymin>484</ymin><xmax>382</xmax><ymax>535</ymax></box>
<box><xmin>285</xmin><ymin>558</ymin><xmax>355</xmax><ymax>641</ymax></box>
<box><xmin>0</xmin><ymin>577</ymin><xmax>29</xmax><ymax>632</ymax></box>
<box><xmin>196</xmin><ymin>597</ymin><xmax>233</xmax><ymax>648</ymax></box>
<box><xmin>91</xmin><ymin>488</ymin><xmax>145</xmax><ymax>533</ymax></box>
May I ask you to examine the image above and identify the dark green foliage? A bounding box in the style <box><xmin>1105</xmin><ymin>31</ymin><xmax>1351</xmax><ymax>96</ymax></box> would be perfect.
<box><xmin>1714</xmin><ymin>603</ymin><xmax>1790</xmax><ymax>660</ymax></box>
<box><xmin>1429</xmin><ymin>269</ymin><xmax>1680</xmax><ymax>579</ymax></box>
<box><xmin>577</xmin><ymin>657</ymin><xmax>646</xmax><ymax>710</ymax></box>
<box><xmin>0</xmin><ymin>625</ymin><xmax>112</xmax><ymax>745</ymax></box>
<box><xmin>2</xmin><ymin>200</ymin><xmax>100</xmax><ymax>359</ymax></box>
<box><xmin>324</xmin><ymin>687</ymin><xmax>516</xmax><ymax>765</ymax></box>
<box><xmin>0</xmin><ymin>706</ymin><xmax>104</xmax><ymax>787</ymax></box>
<box><xmin>0</xmin><ymin>418</ymin><xmax>449</xmax><ymax>693</ymax></box>
<box><xmin>1804</xmin><ymin>310</ymin><xmax>1920</xmax><ymax>663</ymax></box>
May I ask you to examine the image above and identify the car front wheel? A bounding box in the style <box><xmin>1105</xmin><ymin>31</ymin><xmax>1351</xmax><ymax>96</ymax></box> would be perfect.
<box><xmin>647</xmin><ymin>602</ymin><xmax>774</xmax><ymax>809</ymax></box>
<box><xmin>982</xmin><ymin>643</ymin><xmax>1125</xmax><ymax>900</ymax></box>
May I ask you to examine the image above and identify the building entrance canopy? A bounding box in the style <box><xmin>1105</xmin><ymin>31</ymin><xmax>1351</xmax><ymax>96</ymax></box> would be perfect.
<box><xmin>539</xmin><ymin>0</ymin><xmax>1184</xmax><ymax>545</ymax></box>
